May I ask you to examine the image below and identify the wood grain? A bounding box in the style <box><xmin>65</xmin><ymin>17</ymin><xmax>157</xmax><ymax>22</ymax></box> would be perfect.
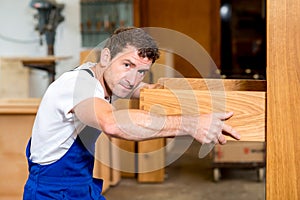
<box><xmin>158</xmin><ymin>78</ymin><xmax>266</xmax><ymax>91</ymax></box>
<box><xmin>140</xmin><ymin>89</ymin><xmax>265</xmax><ymax>142</ymax></box>
<box><xmin>93</xmin><ymin>134</ymin><xmax>111</xmax><ymax>193</ymax></box>
<box><xmin>116</xmin><ymin>139</ymin><xmax>136</xmax><ymax>178</ymax></box>
<box><xmin>267</xmin><ymin>0</ymin><xmax>300</xmax><ymax>199</ymax></box>
<box><xmin>137</xmin><ymin>139</ymin><xmax>165</xmax><ymax>182</ymax></box>
<box><xmin>109</xmin><ymin>138</ymin><xmax>121</xmax><ymax>186</ymax></box>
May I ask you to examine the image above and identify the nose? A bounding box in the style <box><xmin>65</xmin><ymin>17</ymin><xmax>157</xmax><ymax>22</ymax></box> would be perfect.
<box><xmin>125</xmin><ymin>70</ymin><xmax>138</xmax><ymax>88</ymax></box>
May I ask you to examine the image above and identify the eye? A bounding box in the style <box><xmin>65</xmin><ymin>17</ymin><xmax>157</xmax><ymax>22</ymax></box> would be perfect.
<box><xmin>124</xmin><ymin>63</ymin><xmax>131</xmax><ymax>68</ymax></box>
<box><xmin>138</xmin><ymin>70</ymin><xmax>147</xmax><ymax>76</ymax></box>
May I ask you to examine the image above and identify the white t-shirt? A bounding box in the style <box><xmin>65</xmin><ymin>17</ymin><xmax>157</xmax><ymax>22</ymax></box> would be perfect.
<box><xmin>30</xmin><ymin>62</ymin><xmax>107</xmax><ymax>165</ymax></box>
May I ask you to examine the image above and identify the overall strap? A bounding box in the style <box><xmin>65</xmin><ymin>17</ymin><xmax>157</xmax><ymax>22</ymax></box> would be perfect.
<box><xmin>81</xmin><ymin>68</ymin><xmax>94</xmax><ymax>77</ymax></box>
<box><xmin>70</xmin><ymin>66</ymin><xmax>94</xmax><ymax>77</ymax></box>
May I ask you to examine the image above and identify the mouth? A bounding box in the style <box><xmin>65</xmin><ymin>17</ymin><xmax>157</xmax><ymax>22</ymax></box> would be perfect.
<box><xmin>120</xmin><ymin>84</ymin><xmax>133</xmax><ymax>91</ymax></box>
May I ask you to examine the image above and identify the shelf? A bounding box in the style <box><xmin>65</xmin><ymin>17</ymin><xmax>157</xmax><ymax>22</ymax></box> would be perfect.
<box><xmin>80</xmin><ymin>0</ymin><xmax>133</xmax><ymax>47</ymax></box>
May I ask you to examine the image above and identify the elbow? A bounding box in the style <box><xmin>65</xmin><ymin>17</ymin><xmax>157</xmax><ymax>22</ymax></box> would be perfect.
<box><xmin>99</xmin><ymin>118</ymin><xmax>122</xmax><ymax>138</ymax></box>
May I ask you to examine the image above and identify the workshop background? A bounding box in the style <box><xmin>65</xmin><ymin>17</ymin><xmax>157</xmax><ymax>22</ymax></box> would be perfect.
<box><xmin>0</xmin><ymin>0</ymin><xmax>266</xmax><ymax>199</ymax></box>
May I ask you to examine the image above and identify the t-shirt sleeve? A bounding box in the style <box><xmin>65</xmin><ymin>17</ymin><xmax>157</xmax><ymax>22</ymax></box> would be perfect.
<box><xmin>55</xmin><ymin>70</ymin><xmax>105</xmax><ymax>117</ymax></box>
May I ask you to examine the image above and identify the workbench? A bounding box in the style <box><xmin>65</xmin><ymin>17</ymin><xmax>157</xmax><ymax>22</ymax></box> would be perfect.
<box><xmin>2</xmin><ymin>56</ymin><xmax>71</xmax><ymax>85</ymax></box>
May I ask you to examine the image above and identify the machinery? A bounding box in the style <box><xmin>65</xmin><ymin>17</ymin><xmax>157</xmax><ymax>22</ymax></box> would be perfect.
<box><xmin>28</xmin><ymin>0</ymin><xmax>65</xmax><ymax>84</ymax></box>
<box><xmin>30</xmin><ymin>0</ymin><xmax>65</xmax><ymax>55</ymax></box>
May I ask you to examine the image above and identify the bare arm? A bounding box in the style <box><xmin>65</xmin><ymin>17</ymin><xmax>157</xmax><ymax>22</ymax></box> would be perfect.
<box><xmin>73</xmin><ymin>97</ymin><xmax>240</xmax><ymax>144</ymax></box>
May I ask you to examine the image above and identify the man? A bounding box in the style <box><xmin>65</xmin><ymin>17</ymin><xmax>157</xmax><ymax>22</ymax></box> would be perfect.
<box><xmin>23</xmin><ymin>27</ymin><xmax>240</xmax><ymax>199</ymax></box>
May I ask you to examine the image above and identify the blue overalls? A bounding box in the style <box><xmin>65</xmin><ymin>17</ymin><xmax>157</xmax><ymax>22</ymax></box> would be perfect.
<box><xmin>23</xmin><ymin>126</ymin><xmax>106</xmax><ymax>200</ymax></box>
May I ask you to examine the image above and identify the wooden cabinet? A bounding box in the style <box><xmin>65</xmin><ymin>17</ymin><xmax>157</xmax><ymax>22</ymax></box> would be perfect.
<box><xmin>0</xmin><ymin>99</ymin><xmax>40</xmax><ymax>200</ymax></box>
<box><xmin>0</xmin><ymin>98</ymin><xmax>120</xmax><ymax>198</ymax></box>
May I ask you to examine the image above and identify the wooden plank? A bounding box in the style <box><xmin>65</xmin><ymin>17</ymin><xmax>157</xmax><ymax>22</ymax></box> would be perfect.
<box><xmin>266</xmin><ymin>0</ymin><xmax>300</xmax><ymax>199</ymax></box>
<box><xmin>137</xmin><ymin>94</ymin><xmax>165</xmax><ymax>183</ymax></box>
<box><xmin>109</xmin><ymin>138</ymin><xmax>121</xmax><ymax>186</ymax></box>
<box><xmin>158</xmin><ymin>78</ymin><xmax>266</xmax><ymax>91</ymax></box>
<box><xmin>140</xmin><ymin>89</ymin><xmax>265</xmax><ymax>142</ymax></box>
<box><xmin>93</xmin><ymin>134</ymin><xmax>111</xmax><ymax>193</ymax></box>
<box><xmin>117</xmin><ymin>139</ymin><xmax>136</xmax><ymax>178</ymax></box>
<box><xmin>137</xmin><ymin>139</ymin><xmax>165</xmax><ymax>183</ymax></box>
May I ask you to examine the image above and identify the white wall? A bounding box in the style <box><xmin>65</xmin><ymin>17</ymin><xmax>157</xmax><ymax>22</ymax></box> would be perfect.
<box><xmin>0</xmin><ymin>0</ymin><xmax>81</xmax><ymax>97</ymax></box>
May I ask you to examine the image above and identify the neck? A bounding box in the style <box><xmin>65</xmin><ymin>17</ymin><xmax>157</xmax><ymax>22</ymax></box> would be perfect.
<box><xmin>92</xmin><ymin>63</ymin><xmax>112</xmax><ymax>99</ymax></box>
<box><xmin>103</xmin><ymin>75</ymin><xmax>112</xmax><ymax>98</ymax></box>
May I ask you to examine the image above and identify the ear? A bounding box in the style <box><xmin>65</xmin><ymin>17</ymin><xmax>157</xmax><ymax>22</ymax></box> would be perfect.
<box><xmin>100</xmin><ymin>48</ymin><xmax>111</xmax><ymax>67</ymax></box>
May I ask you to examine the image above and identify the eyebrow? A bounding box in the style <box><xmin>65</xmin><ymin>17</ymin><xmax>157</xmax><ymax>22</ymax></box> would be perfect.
<box><xmin>122</xmin><ymin>58</ymin><xmax>152</xmax><ymax>72</ymax></box>
<box><xmin>124</xmin><ymin>59</ymin><xmax>136</xmax><ymax>67</ymax></box>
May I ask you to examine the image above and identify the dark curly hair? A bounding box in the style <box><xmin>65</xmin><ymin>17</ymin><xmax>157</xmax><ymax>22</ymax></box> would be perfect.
<box><xmin>104</xmin><ymin>27</ymin><xmax>160</xmax><ymax>63</ymax></box>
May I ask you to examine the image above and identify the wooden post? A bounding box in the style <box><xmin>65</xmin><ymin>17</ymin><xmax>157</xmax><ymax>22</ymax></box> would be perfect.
<box><xmin>267</xmin><ymin>0</ymin><xmax>300</xmax><ymax>199</ymax></box>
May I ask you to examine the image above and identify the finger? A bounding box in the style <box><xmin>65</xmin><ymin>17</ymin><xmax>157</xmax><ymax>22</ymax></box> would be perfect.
<box><xmin>222</xmin><ymin>124</ymin><xmax>241</xmax><ymax>140</ymax></box>
<box><xmin>215</xmin><ymin>112</ymin><xmax>234</xmax><ymax>120</ymax></box>
<box><xmin>148</xmin><ymin>83</ymin><xmax>163</xmax><ymax>89</ymax></box>
<box><xmin>218</xmin><ymin>134</ymin><xmax>227</xmax><ymax>144</ymax></box>
<box><xmin>208</xmin><ymin>132</ymin><xmax>223</xmax><ymax>145</ymax></box>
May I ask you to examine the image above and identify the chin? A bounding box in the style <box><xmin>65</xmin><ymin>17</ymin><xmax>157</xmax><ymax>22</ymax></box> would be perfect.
<box><xmin>113</xmin><ymin>91</ymin><xmax>132</xmax><ymax>99</ymax></box>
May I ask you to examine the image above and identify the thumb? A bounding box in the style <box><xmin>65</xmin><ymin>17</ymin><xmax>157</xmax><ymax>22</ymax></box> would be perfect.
<box><xmin>216</xmin><ymin>112</ymin><xmax>234</xmax><ymax>120</ymax></box>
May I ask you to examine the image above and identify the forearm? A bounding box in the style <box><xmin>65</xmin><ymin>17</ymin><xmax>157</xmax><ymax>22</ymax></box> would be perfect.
<box><xmin>105</xmin><ymin>109</ymin><xmax>193</xmax><ymax>141</ymax></box>
<box><xmin>73</xmin><ymin>97</ymin><xmax>186</xmax><ymax>141</ymax></box>
<box><xmin>75</xmin><ymin>98</ymin><xmax>240</xmax><ymax>144</ymax></box>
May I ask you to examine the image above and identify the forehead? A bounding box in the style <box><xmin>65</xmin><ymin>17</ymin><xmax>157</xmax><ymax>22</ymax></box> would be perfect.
<box><xmin>112</xmin><ymin>46</ymin><xmax>153</xmax><ymax>66</ymax></box>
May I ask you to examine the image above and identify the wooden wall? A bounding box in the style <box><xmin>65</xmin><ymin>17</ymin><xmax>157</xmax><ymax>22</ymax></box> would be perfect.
<box><xmin>266</xmin><ymin>0</ymin><xmax>300</xmax><ymax>199</ymax></box>
<box><xmin>137</xmin><ymin>0</ymin><xmax>220</xmax><ymax>78</ymax></box>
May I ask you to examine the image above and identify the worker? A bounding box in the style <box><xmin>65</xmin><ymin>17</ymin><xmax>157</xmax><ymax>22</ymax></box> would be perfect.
<box><xmin>23</xmin><ymin>27</ymin><xmax>240</xmax><ymax>199</ymax></box>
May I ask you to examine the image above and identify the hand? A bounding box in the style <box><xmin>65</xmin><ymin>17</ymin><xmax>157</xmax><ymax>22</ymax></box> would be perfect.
<box><xmin>191</xmin><ymin>112</ymin><xmax>241</xmax><ymax>145</ymax></box>
<box><xmin>142</xmin><ymin>83</ymin><xmax>163</xmax><ymax>89</ymax></box>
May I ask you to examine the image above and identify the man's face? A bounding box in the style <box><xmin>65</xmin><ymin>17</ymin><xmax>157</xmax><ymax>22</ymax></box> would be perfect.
<box><xmin>103</xmin><ymin>46</ymin><xmax>153</xmax><ymax>98</ymax></box>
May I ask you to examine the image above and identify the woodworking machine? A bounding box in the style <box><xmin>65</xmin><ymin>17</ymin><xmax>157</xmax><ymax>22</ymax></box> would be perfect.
<box><xmin>28</xmin><ymin>0</ymin><xmax>65</xmax><ymax>84</ymax></box>
<box><xmin>30</xmin><ymin>0</ymin><xmax>65</xmax><ymax>55</ymax></box>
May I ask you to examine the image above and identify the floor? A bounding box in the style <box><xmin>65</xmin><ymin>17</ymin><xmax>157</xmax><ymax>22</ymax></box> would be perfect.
<box><xmin>104</xmin><ymin>141</ymin><xmax>265</xmax><ymax>200</ymax></box>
